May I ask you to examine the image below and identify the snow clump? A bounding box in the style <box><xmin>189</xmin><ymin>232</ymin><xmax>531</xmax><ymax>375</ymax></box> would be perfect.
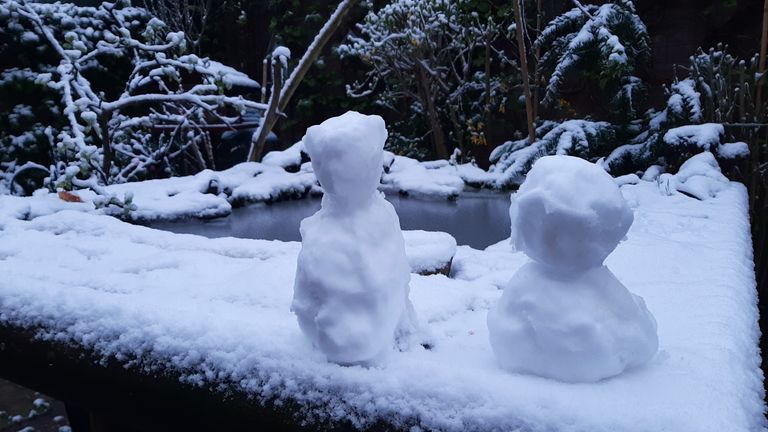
<box><xmin>292</xmin><ymin>111</ymin><xmax>418</xmax><ymax>365</ymax></box>
<box><xmin>671</xmin><ymin>151</ymin><xmax>730</xmax><ymax>200</ymax></box>
<box><xmin>488</xmin><ymin>155</ymin><xmax>658</xmax><ymax>382</ymax></box>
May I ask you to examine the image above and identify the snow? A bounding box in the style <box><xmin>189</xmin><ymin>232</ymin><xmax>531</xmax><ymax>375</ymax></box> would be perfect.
<box><xmin>671</xmin><ymin>151</ymin><xmax>730</xmax><ymax>200</ymax></box>
<box><xmin>490</xmin><ymin>155</ymin><xmax>657</xmax><ymax>382</ymax></box>
<box><xmin>7</xmin><ymin>152</ymin><xmax>487</xmax><ymax>222</ymax></box>
<box><xmin>489</xmin><ymin>262</ymin><xmax>658</xmax><ymax>382</ymax></box>
<box><xmin>382</xmin><ymin>157</ymin><xmax>466</xmax><ymax>199</ymax></box>
<box><xmin>204</xmin><ymin>59</ymin><xmax>261</xmax><ymax>89</ymax></box>
<box><xmin>509</xmin><ymin>156</ymin><xmax>634</xmax><ymax>272</ymax></box>
<box><xmin>402</xmin><ymin>230</ymin><xmax>457</xmax><ymax>274</ymax></box>
<box><xmin>488</xmin><ymin>120</ymin><xmax>613</xmax><ymax>187</ymax></box>
<box><xmin>0</xmin><ymin>178</ymin><xmax>763</xmax><ymax>430</ymax></box>
<box><xmin>641</xmin><ymin>164</ymin><xmax>664</xmax><ymax>181</ymax></box>
<box><xmin>668</xmin><ymin>78</ymin><xmax>703</xmax><ymax>122</ymax></box>
<box><xmin>718</xmin><ymin>141</ymin><xmax>750</xmax><ymax>159</ymax></box>
<box><xmin>614</xmin><ymin>173</ymin><xmax>640</xmax><ymax>186</ymax></box>
<box><xmin>293</xmin><ymin>111</ymin><xmax>418</xmax><ymax>364</ymax></box>
<box><xmin>262</xmin><ymin>141</ymin><xmax>304</xmax><ymax>169</ymax></box>
<box><xmin>99</xmin><ymin>163</ymin><xmax>315</xmax><ymax>220</ymax></box>
<box><xmin>272</xmin><ymin>45</ymin><xmax>291</xmax><ymax>60</ymax></box>
<box><xmin>663</xmin><ymin>123</ymin><xmax>724</xmax><ymax>150</ymax></box>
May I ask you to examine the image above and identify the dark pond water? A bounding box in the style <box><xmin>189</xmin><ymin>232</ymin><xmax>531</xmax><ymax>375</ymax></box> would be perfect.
<box><xmin>150</xmin><ymin>192</ymin><xmax>512</xmax><ymax>249</ymax></box>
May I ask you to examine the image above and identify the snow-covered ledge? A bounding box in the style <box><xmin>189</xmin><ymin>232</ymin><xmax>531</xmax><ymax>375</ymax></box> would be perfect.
<box><xmin>0</xmin><ymin>181</ymin><xmax>764</xmax><ymax>431</ymax></box>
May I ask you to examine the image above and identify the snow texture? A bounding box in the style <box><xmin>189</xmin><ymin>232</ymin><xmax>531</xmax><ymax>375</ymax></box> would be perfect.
<box><xmin>663</xmin><ymin>123</ymin><xmax>724</xmax><ymax>151</ymax></box>
<box><xmin>29</xmin><ymin>147</ymin><xmax>485</xmax><ymax>222</ymax></box>
<box><xmin>382</xmin><ymin>157</ymin><xmax>466</xmax><ymax>199</ymax></box>
<box><xmin>204</xmin><ymin>59</ymin><xmax>261</xmax><ymax>89</ymax></box>
<box><xmin>614</xmin><ymin>173</ymin><xmax>640</xmax><ymax>186</ymax></box>
<box><xmin>262</xmin><ymin>141</ymin><xmax>304</xmax><ymax>169</ymax></box>
<box><xmin>509</xmin><ymin>156</ymin><xmax>634</xmax><ymax>271</ymax></box>
<box><xmin>641</xmin><ymin>165</ymin><xmax>664</xmax><ymax>181</ymax></box>
<box><xmin>402</xmin><ymin>230</ymin><xmax>457</xmax><ymax>274</ymax></box>
<box><xmin>489</xmin><ymin>155</ymin><xmax>658</xmax><ymax>382</ymax></box>
<box><xmin>717</xmin><ymin>142</ymin><xmax>750</xmax><ymax>159</ymax></box>
<box><xmin>292</xmin><ymin>112</ymin><xmax>417</xmax><ymax>364</ymax></box>
<box><xmin>671</xmin><ymin>151</ymin><xmax>730</xmax><ymax>200</ymax></box>
<box><xmin>0</xmin><ymin>178</ymin><xmax>763</xmax><ymax>430</ymax></box>
<box><xmin>488</xmin><ymin>120</ymin><xmax>613</xmax><ymax>187</ymax></box>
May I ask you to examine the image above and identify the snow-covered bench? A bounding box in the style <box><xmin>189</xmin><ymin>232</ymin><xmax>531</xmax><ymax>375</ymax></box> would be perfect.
<box><xmin>0</xmin><ymin>181</ymin><xmax>764</xmax><ymax>431</ymax></box>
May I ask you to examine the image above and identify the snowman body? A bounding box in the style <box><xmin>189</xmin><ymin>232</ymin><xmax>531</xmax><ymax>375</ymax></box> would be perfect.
<box><xmin>292</xmin><ymin>111</ymin><xmax>416</xmax><ymax>365</ymax></box>
<box><xmin>488</xmin><ymin>155</ymin><xmax>658</xmax><ymax>382</ymax></box>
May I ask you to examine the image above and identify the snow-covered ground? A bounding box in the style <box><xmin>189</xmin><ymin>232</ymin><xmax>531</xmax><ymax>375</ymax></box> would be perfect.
<box><xmin>0</xmin><ymin>181</ymin><xmax>763</xmax><ymax>431</ymax></box>
<box><xmin>31</xmin><ymin>143</ymin><xmax>499</xmax><ymax>222</ymax></box>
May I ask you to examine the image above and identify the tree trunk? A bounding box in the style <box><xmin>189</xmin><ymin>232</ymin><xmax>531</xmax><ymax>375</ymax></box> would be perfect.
<box><xmin>512</xmin><ymin>0</ymin><xmax>536</xmax><ymax>144</ymax></box>
<box><xmin>752</xmin><ymin>0</ymin><xmax>768</xmax><ymax>212</ymax></box>
<box><xmin>532</xmin><ymin>0</ymin><xmax>542</xmax><ymax>121</ymax></box>
<box><xmin>277</xmin><ymin>0</ymin><xmax>356</xmax><ymax>113</ymax></box>
<box><xmin>448</xmin><ymin>104</ymin><xmax>465</xmax><ymax>157</ymax></box>
<box><xmin>418</xmin><ymin>66</ymin><xmax>449</xmax><ymax>160</ymax></box>
<box><xmin>248</xmin><ymin>58</ymin><xmax>283</xmax><ymax>162</ymax></box>
<box><xmin>260</xmin><ymin>58</ymin><xmax>268</xmax><ymax>104</ymax></box>
<box><xmin>245</xmin><ymin>0</ymin><xmax>357</xmax><ymax>163</ymax></box>
<box><xmin>756</xmin><ymin>0</ymin><xmax>768</xmax><ymax>118</ymax></box>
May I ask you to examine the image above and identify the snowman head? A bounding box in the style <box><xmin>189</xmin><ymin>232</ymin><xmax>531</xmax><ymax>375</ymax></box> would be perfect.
<box><xmin>511</xmin><ymin>155</ymin><xmax>633</xmax><ymax>273</ymax></box>
<box><xmin>303</xmin><ymin>111</ymin><xmax>386</xmax><ymax>206</ymax></box>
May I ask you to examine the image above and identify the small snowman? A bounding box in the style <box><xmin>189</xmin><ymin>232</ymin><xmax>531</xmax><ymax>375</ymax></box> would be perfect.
<box><xmin>292</xmin><ymin>111</ymin><xmax>417</xmax><ymax>365</ymax></box>
<box><xmin>488</xmin><ymin>155</ymin><xmax>658</xmax><ymax>383</ymax></box>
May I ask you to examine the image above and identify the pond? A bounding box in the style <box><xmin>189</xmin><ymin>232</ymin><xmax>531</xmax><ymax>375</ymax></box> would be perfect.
<box><xmin>150</xmin><ymin>192</ymin><xmax>512</xmax><ymax>249</ymax></box>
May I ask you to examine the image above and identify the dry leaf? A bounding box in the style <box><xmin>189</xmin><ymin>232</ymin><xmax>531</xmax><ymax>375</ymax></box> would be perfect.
<box><xmin>58</xmin><ymin>191</ymin><xmax>82</xmax><ymax>203</ymax></box>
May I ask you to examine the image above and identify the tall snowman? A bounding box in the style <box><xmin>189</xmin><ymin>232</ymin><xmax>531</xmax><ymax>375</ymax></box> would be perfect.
<box><xmin>488</xmin><ymin>155</ymin><xmax>658</xmax><ymax>382</ymax></box>
<box><xmin>292</xmin><ymin>111</ymin><xmax>417</xmax><ymax>365</ymax></box>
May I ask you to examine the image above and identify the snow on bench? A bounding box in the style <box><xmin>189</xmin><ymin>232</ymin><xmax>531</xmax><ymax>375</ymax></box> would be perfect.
<box><xmin>0</xmin><ymin>181</ymin><xmax>763</xmax><ymax>431</ymax></box>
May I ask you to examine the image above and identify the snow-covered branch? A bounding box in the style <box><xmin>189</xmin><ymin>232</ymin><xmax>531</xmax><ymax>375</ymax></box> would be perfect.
<box><xmin>1</xmin><ymin>0</ymin><xmax>265</xmax><ymax>191</ymax></box>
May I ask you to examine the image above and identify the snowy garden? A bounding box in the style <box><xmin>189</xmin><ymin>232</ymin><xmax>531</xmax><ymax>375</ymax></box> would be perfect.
<box><xmin>0</xmin><ymin>0</ymin><xmax>767</xmax><ymax>431</ymax></box>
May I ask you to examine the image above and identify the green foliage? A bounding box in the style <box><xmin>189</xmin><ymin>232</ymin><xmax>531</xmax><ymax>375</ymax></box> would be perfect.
<box><xmin>535</xmin><ymin>0</ymin><xmax>650</xmax><ymax>122</ymax></box>
<box><xmin>606</xmin><ymin>44</ymin><xmax>764</xmax><ymax>175</ymax></box>
<box><xmin>489</xmin><ymin>119</ymin><xmax>616</xmax><ymax>187</ymax></box>
<box><xmin>338</xmin><ymin>0</ymin><xmax>517</xmax><ymax>158</ymax></box>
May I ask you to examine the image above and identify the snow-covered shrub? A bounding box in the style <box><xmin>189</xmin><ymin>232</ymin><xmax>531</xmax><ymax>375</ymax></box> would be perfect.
<box><xmin>686</xmin><ymin>45</ymin><xmax>766</xmax><ymax>124</ymax></box>
<box><xmin>0</xmin><ymin>1</ymin><xmax>265</xmax><ymax>195</ymax></box>
<box><xmin>604</xmin><ymin>79</ymin><xmax>701</xmax><ymax>173</ymax></box>
<box><xmin>606</xmin><ymin>45</ymin><xmax>758</xmax><ymax>174</ymax></box>
<box><xmin>488</xmin><ymin>120</ymin><xmax>615</xmax><ymax>187</ymax></box>
<box><xmin>535</xmin><ymin>0</ymin><xmax>650</xmax><ymax>120</ymax></box>
<box><xmin>338</xmin><ymin>0</ymin><xmax>515</xmax><ymax>160</ymax></box>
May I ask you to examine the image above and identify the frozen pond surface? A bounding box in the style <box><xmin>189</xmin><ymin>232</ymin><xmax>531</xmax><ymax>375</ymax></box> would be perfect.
<box><xmin>149</xmin><ymin>192</ymin><xmax>512</xmax><ymax>249</ymax></box>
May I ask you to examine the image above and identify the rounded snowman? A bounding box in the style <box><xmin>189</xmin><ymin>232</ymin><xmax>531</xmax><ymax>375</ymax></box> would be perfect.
<box><xmin>488</xmin><ymin>155</ymin><xmax>658</xmax><ymax>383</ymax></box>
<box><xmin>292</xmin><ymin>111</ymin><xmax>417</xmax><ymax>365</ymax></box>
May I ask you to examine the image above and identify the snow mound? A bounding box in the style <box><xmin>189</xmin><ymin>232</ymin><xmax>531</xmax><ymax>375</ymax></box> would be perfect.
<box><xmin>262</xmin><ymin>141</ymin><xmax>304</xmax><ymax>169</ymax></box>
<box><xmin>488</xmin><ymin>262</ymin><xmax>658</xmax><ymax>382</ymax></box>
<box><xmin>490</xmin><ymin>155</ymin><xmax>657</xmax><ymax>382</ymax></box>
<box><xmin>717</xmin><ymin>141</ymin><xmax>750</xmax><ymax>160</ymax></box>
<box><xmin>382</xmin><ymin>157</ymin><xmax>465</xmax><ymax>199</ymax></box>
<box><xmin>402</xmin><ymin>230</ymin><xmax>457</xmax><ymax>274</ymax></box>
<box><xmin>293</xmin><ymin>111</ymin><xmax>417</xmax><ymax>364</ymax></box>
<box><xmin>663</xmin><ymin>123</ymin><xmax>723</xmax><ymax>151</ymax></box>
<box><xmin>510</xmin><ymin>155</ymin><xmax>634</xmax><ymax>271</ymax></box>
<box><xmin>641</xmin><ymin>165</ymin><xmax>664</xmax><ymax>181</ymax></box>
<box><xmin>614</xmin><ymin>173</ymin><xmax>640</xmax><ymax>186</ymax></box>
<box><xmin>672</xmin><ymin>151</ymin><xmax>729</xmax><ymax>200</ymax></box>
